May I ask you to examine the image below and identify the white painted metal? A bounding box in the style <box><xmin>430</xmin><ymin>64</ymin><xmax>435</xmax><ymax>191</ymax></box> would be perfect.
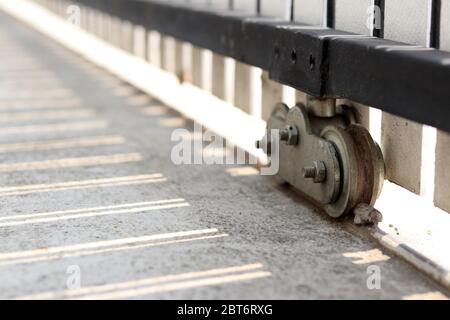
<box><xmin>259</xmin><ymin>0</ymin><xmax>296</xmax><ymax>120</ymax></box>
<box><xmin>260</xmin><ymin>0</ymin><xmax>292</xmax><ymax>19</ymax></box>
<box><xmin>210</xmin><ymin>0</ymin><xmax>233</xmax><ymax>100</ymax></box>
<box><xmin>381</xmin><ymin>0</ymin><xmax>434</xmax><ymax>195</ymax></box>
<box><xmin>331</xmin><ymin>1</ymin><xmax>381</xmax><ymax>156</ymax></box>
<box><xmin>441</xmin><ymin>0</ymin><xmax>450</xmax><ymax>51</ymax></box>
<box><xmin>188</xmin><ymin>0</ymin><xmax>212</xmax><ymax>91</ymax></box>
<box><xmin>334</xmin><ymin>0</ymin><xmax>372</xmax><ymax>35</ymax></box>
<box><xmin>147</xmin><ymin>31</ymin><xmax>161</xmax><ymax>67</ymax></box>
<box><xmin>292</xmin><ymin>0</ymin><xmax>328</xmax><ymax>123</ymax></box>
<box><xmin>208</xmin><ymin>0</ymin><xmax>230</xmax><ymax>10</ymax></box>
<box><xmin>384</xmin><ymin>0</ymin><xmax>431</xmax><ymax>46</ymax></box>
<box><xmin>232</xmin><ymin>0</ymin><xmax>262</xmax><ymax>117</ymax></box>
<box><xmin>161</xmin><ymin>36</ymin><xmax>177</xmax><ymax>73</ymax></box>
<box><xmin>133</xmin><ymin>25</ymin><xmax>146</xmax><ymax>60</ymax></box>
<box><xmin>232</xmin><ymin>0</ymin><xmax>257</xmax><ymax>13</ymax></box>
<box><xmin>435</xmin><ymin>1</ymin><xmax>450</xmax><ymax>212</ymax></box>
<box><xmin>293</xmin><ymin>0</ymin><xmax>327</xmax><ymax>26</ymax></box>
<box><xmin>435</xmin><ymin>131</ymin><xmax>450</xmax><ymax>212</ymax></box>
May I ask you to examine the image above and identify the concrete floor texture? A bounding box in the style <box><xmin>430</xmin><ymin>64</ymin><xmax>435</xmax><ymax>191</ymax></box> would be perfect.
<box><xmin>0</xmin><ymin>12</ymin><xmax>448</xmax><ymax>299</ymax></box>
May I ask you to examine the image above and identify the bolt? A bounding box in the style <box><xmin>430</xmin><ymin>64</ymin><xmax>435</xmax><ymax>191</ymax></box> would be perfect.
<box><xmin>302</xmin><ymin>161</ymin><xmax>326</xmax><ymax>183</ymax></box>
<box><xmin>279</xmin><ymin>125</ymin><xmax>298</xmax><ymax>145</ymax></box>
<box><xmin>279</xmin><ymin>128</ymin><xmax>290</xmax><ymax>141</ymax></box>
<box><xmin>255</xmin><ymin>133</ymin><xmax>272</xmax><ymax>155</ymax></box>
<box><xmin>303</xmin><ymin>166</ymin><xmax>316</xmax><ymax>178</ymax></box>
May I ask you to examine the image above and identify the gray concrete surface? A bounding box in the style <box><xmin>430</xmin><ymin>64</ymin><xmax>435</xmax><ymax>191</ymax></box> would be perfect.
<box><xmin>0</xmin><ymin>12</ymin><xmax>448</xmax><ymax>300</ymax></box>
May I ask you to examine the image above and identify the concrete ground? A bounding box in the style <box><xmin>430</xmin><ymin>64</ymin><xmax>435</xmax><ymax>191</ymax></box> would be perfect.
<box><xmin>0</xmin><ymin>12</ymin><xmax>448</xmax><ymax>300</ymax></box>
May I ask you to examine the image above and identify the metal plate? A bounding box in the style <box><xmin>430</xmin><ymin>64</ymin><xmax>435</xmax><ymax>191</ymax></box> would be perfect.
<box><xmin>268</xmin><ymin>104</ymin><xmax>341</xmax><ymax>205</ymax></box>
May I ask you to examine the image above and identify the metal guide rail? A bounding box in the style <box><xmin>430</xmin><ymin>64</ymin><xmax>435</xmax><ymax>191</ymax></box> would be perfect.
<box><xmin>73</xmin><ymin>0</ymin><xmax>450</xmax><ymax>133</ymax></box>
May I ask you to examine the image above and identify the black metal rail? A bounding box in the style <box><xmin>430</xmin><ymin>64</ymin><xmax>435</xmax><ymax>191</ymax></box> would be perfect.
<box><xmin>73</xmin><ymin>0</ymin><xmax>450</xmax><ymax>132</ymax></box>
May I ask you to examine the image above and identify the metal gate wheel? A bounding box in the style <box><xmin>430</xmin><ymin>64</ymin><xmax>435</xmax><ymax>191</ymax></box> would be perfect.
<box><xmin>257</xmin><ymin>102</ymin><xmax>385</xmax><ymax>220</ymax></box>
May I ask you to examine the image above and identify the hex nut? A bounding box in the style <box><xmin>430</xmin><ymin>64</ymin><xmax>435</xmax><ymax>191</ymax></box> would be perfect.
<box><xmin>302</xmin><ymin>161</ymin><xmax>326</xmax><ymax>183</ymax></box>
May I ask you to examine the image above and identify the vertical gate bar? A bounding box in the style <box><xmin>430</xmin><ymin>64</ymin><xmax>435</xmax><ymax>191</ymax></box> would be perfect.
<box><xmin>79</xmin><ymin>4</ymin><xmax>86</xmax><ymax>30</ymax></box>
<box><xmin>133</xmin><ymin>25</ymin><xmax>147</xmax><ymax>60</ymax></box>
<box><xmin>333</xmin><ymin>0</ymin><xmax>381</xmax><ymax>140</ymax></box>
<box><xmin>211</xmin><ymin>47</ymin><xmax>227</xmax><ymax>98</ymax></box>
<box><xmin>57</xmin><ymin>0</ymin><xmax>63</xmax><ymax>18</ymax></box>
<box><xmin>110</xmin><ymin>16</ymin><xmax>118</xmax><ymax>47</ymax></box>
<box><xmin>192</xmin><ymin>46</ymin><xmax>203</xmax><ymax>88</ymax></box>
<box><xmin>327</xmin><ymin>0</ymin><xmax>335</xmax><ymax>28</ymax></box>
<box><xmin>102</xmin><ymin>13</ymin><xmax>111</xmax><ymax>42</ymax></box>
<box><xmin>190</xmin><ymin>0</ymin><xmax>211</xmax><ymax>90</ymax></box>
<box><xmin>175</xmin><ymin>40</ymin><xmax>184</xmax><ymax>81</ymax></box>
<box><xmin>161</xmin><ymin>36</ymin><xmax>177</xmax><ymax>73</ymax></box>
<box><xmin>210</xmin><ymin>0</ymin><xmax>233</xmax><ymax>101</ymax></box>
<box><xmin>293</xmin><ymin>0</ymin><xmax>328</xmax><ymax>27</ymax></box>
<box><xmin>160</xmin><ymin>0</ymin><xmax>177</xmax><ymax>76</ymax></box>
<box><xmin>92</xmin><ymin>8</ymin><xmax>99</xmax><ymax>37</ymax></box>
<box><xmin>435</xmin><ymin>131</ymin><xmax>450</xmax><ymax>213</ymax></box>
<box><xmin>382</xmin><ymin>0</ymin><xmax>433</xmax><ymax>195</ymax></box>
<box><xmin>232</xmin><ymin>0</ymin><xmax>262</xmax><ymax>117</ymax></box>
<box><xmin>368</xmin><ymin>0</ymin><xmax>384</xmax><ymax>143</ymax></box>
<box><xmin>293</xmin><ymin>0</ymin><xmax>330</xmax><ymax>106</ymax></box>
<box><xmin>122</xmin><ymin>19</ymin><xmax>134</xmax><ymax>54</ymax></box>
<box><xmin>334</xmin><ymin>0</ymin><xmax>372</xmax><ymax>35</ymax></box>
<box><xmin>172</xmin><ymin>0</ymin><xmax>193</xmax><ymax>84</ymax></box>
<box><xmin>260</xmin><ymin>0</ymin><xmax>295</xmax><ymax>121</ymax></box>
<box><xmin>56</xmin><ymin>0</ymin><xmax>62</xmax><ymax>16</ymax></box>
<box><xmin>147</xmin><ymin>30</ymin><xmax>161</xmax><ymax>68</ymax></box>
<box><xmin>88</xmin><ymin>6</ymin><xmax>95</xmax><ymax>34</ymax></box>
<box><xmin>157</xmin><ymin>2</ymin><xmax>177</xmax><ymax>72</ymax></box>
<box><xmin>373</xmin><ymin>0</ymin><xmax>385</xmax><ymax>38</ymax></box>
<box><xmin>176</xmin><ymin>41</ymin><xmax>193</xmax><ymax>83</ymax></box>
<box><xmin>435</xmin><ymin>0</ymin><xmax>449</xmax><ymax>213</ymax></box>
<box><xmin>96</xmin><ymin>9</ymin><xmax>103</xmax><ymax>38</ymax></box>
<box><xmin>437</xmin><ymin>0</ymin><xmax>448</xmax><ymax>50</ymax></box>
<box><xmin>430</xmin><ymin>0</ymin><xmax>441</xmax><ymax>48</ymax></box>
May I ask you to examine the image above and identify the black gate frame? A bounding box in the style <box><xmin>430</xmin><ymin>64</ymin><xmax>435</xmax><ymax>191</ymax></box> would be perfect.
<box><xmin>73</xmin><ymin>0</ymin><xmax>450</xmax><ymax>132</ymax></box>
